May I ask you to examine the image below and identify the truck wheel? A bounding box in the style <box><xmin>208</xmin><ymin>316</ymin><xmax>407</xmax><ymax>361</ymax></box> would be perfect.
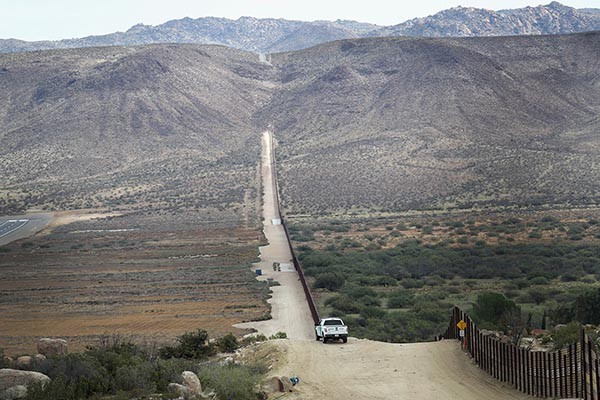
<box><xmin>323</xmin><ymin>338</ymin><xmax>328</xmax><ymax>344</ymax></box>
<box><xmin>315</xmin><ymin>334</ymin><xmax>320</xmax><ymax>341</ymax></box>
<box><xmin>342</xmin><ymin>337</ymin><xmax>348</xmax><ymax>343</ymax></box>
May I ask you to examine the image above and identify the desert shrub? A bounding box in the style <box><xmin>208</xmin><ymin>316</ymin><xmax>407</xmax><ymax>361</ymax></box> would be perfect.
<box><xmin>387</xmin><ymin>290</ymin><xmax>415</xmax><ymax>308</ymax></box>
<box><xmin>27</xmin><ymin>353</ymin><xmax>113</xmax><ymax>399</ymax></box>
<box><xmin>372</xmin><ymin>276</ymin><xmax>398</xmax><ymax>286</ymax></box>
<box><xmin>551</xmin><ymin>322</ymin><xmax>581</xmax><ymax>349</ymax></box>
<box><xmin>325</xmin><ymin>295</ymin><xmax>360</xmax><ymax>313</ymax></box>
<box><xmin>114</xmin><ymin>362</ymin><xmax>156</xmax><ymax>392</ymax></box>
<box><xmin>240</xmin><ymin>334</ymin><xmax>268</xmax><ymax>347</ymax></box>
<box><xmin>401</xmin><ymin>279</ymin><xmax>425</xmax><ymax>289</ymax></box>
<box><xmin>217</xmin><ymin>333</ymin><xmax>239</xmax><ymax>353</ymax></box>
<box><xmin>197</xmin><ymin>364</ymin><xmax>263</xmax><ymax>400</ymax></box>
<box><xmin>471</xmin><ymin>293</ymin><xmax>519</xmax><ymax>329</ymax></box>
<box><xmin>360</xmin><ymin>306</ymin><xmax>386</xmax><ymax>319</ymax></box>
<box><xmin>313</xmin><ymin>273</ymin><xmax>345</xmax><ymax>291</ymax></box>
<box><xmin>575</xmin><ymin>288</ymin><xmax>600</xmax><ymax>324</ymax></box>
<box><xmin>160</xmin><ymin>329</ymin><xmax>215</xmax><ymax>359</ymax></box>
<box><xmin>527</xmin><ymin>288</ymin><xmax>550</xmax><ymax>305</ymax></box>
<box><xmin>342</xmin><ymin>285</ymin><xmax>377</xmax><ymax>298</ymax></box>
<box><xmin>269</xmin><ymin>332</ymin><xmax>287</xmax><ymax>339</ymax></box>
<box><xmin>529</xmin><ymin>276</ymin><xmax>549</xmax><ymax>286</ymax></box>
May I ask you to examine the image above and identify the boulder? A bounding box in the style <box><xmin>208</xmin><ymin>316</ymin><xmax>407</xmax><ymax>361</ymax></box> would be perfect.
<box><xmin>33</xmin><ymin>355</ymin><xmax>46</xmax><ymax>363</ymax></box>
<box><xmin>181</xmin><ymin>371</ymin><xmax>202</xmax><ymax>394</ymax></box>
<box><xmin>280</xmin><ymin>376</ymin><xmax>294</xmax><ymax>392</ymax></box>
<box><xmin>37</xmin><ymin>338</ymin><xmax>67</xmax><ymax>356</ymax></box>
<box><xmin>168</xmin><ymin>382</ymin><xmax>192</xmax><ymax>399</ymax></box>
<box><xmin>0</xmin><ymin>369</ymin><xmax>50</xmax><ymax>392</ymax></box>
<box><xmin>0</xmin><ymin>369</ymin><xmax>50</xmax><ymax>391</ymax></box>
<box><xmin>0</xmin><ymin>384</ymin><xmax>28</xmax><ymax>400</ymax></box>
<box><xmin>14</xmin><ymin>358</ymin><xmax>31</xmax><ymax>371</ymax></box>
<box><xmin>169</xmin><ymin>371</ymin><xmax>213</xmax><ymax>400</ymax></box>
<box><xmin>263</xmin><ymin>377</ymin><xmax>284</xmax><ymax>393</ymax></box>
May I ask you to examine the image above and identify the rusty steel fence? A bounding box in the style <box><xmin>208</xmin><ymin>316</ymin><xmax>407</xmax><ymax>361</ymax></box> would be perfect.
<box><xmin>442</xmin><ymin>306</ymin><xmax>600</xmax><ymax>399</ymax></box>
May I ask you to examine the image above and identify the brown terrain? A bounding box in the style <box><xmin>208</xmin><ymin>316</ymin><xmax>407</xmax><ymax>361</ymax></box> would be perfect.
<box><xmin>0</xmin><ymin>211</ymin><xmax>269</xmax><ymax>354</ymax></box>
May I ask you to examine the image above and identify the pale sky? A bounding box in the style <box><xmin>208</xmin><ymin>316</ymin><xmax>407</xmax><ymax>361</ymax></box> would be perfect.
<box><xmin>1</xmin><ymin>0</ymin><xmax>598</xmax><ymax>41</ymax></box>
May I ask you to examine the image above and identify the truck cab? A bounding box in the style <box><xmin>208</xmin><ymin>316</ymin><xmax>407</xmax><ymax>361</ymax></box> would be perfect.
<box><xmin>315</xmin><ymin>318</ymin><xmax>348</xmax><ymax>343</ymax></box>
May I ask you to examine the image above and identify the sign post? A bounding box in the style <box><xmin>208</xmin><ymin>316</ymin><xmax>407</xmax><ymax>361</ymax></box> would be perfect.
<box><xmin>457</xmin><ymin>320</ymin><xmax>468</xmax><ymax>350</ymax></box>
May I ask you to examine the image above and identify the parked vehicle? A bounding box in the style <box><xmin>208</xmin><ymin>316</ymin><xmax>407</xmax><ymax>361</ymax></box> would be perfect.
<box><xmin>315</xmin><ymin>318</ymin><xmax>348</xmax><ymax>343</ymax></box>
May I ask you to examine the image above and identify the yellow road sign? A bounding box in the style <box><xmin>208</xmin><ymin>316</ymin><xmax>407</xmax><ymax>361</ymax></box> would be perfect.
<box><xmin>457</xmin><ymin>320</ymin><xmax>467</xmax><ymax>330</ymax></box>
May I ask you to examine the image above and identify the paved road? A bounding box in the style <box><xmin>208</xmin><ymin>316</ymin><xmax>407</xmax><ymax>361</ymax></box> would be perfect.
<box><xmin>235</xmin><ymin>131</ymin><xmax>315</xmax><ymax>340</ymax></box>
<box><xmin>0</xmin><ymin>219</ymin><xmax>29</xmax><ymax>238</ymax></box>
<box><xmin>0</xmin><ymin>213</ymin><xmax>54</xmax><ymax>246</ymax></box>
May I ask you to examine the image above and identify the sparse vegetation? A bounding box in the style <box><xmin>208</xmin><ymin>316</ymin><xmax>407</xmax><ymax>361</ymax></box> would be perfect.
<box><xmin>293</xmin><ymin>212</ymin><xmax>600</xmax><ymax>342</ymax></box>
<box><xmin>22</xmin><ymin>332</ymin><xmax>266</xmax><ymax>400</ymax></box>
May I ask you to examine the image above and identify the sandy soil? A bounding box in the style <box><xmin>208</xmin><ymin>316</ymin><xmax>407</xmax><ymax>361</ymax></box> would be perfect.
<box><xmin>270</xmin><ymin>338</ymin><xmax>532</xmax><ymax>400</ymax></box>
<box><xmin>235</xmin><ymin>131</ymin><xmax>314</xmax><ymax>340</ymax></box>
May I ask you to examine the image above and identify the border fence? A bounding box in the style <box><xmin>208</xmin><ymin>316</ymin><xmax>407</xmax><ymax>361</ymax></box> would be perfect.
<box><xmin>268</xmin><ymin>130</ymin><xmax>320</xmax><ymax>325</ymax></box>
<box><xmin>442</xmin><ymin>306</ymin><xmax>600</xmax><ymax>399</ymax></box>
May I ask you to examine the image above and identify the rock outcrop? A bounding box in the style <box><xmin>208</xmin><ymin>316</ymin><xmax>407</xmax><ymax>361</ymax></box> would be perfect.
<box><xmin>168</xmin><ymin>371</ymin><xmax>215</xmax><ymax>400</ymax></box>
<box><xmin>0</xmin><ymin>369</ymin><xmax>50</xmax><ymax>400</ymax></box>
<box><xmin>37</xmin><ymin>338</ymin><xmax>68</xmax><ymax>357</ymax></box>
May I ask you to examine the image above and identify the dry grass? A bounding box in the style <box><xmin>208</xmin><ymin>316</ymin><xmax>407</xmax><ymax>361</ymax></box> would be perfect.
<box><xmin>0</xmin><ymin>213</ymin><xmax>268</xmax><ymax>355</ymax></box>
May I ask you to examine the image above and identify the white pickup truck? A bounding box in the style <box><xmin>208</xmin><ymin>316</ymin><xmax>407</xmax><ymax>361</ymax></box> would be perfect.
<box><xmin>315</xmin><ymin>318</ymin><xmax>348</xmax><ymax>343</ymax></box>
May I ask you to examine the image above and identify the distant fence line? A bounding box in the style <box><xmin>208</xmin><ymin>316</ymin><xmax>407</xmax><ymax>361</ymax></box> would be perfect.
<box><xmin>442</xmin><ymin>306</ymin><xmax>600</xmax><ymax>399</ymax></box>
<box><xmin>268</xmin><ymin>131</ymin><xmax>320</xmax><ymax>325</ymax></box>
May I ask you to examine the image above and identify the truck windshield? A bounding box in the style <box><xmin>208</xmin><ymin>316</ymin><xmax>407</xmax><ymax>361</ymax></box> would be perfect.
<box><xmin>324</xmin><ymin>319</ymin><xmax>343</xmax><ymax>326</ymax></box>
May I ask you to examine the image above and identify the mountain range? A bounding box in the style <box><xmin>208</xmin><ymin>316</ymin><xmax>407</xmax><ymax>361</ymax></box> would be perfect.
<box><xmin>0</xmin><ymin>2</ymin><xmax>599</xmax><ymax>54</ymax></box>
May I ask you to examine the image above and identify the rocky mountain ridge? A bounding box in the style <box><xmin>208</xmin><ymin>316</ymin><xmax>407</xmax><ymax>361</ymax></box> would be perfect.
<box><xmin>0</xmin><ymin>2</ymin><xmax>598</xmax><ymax>54</ymax></box>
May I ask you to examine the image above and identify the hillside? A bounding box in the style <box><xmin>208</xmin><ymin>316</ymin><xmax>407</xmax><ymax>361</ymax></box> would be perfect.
<box><xmin>0</xmin><ymin>44</ymin><xmax>273</xmax><ymax>220</ymax></box>
<box><xmin>262</xmin><ymin>32</ymin><xmax>600</xmax><ymax>214</ymax></box>
<box><xmin>1</xmin><ymin>3</ymin><xmax>599</xmax><ymax>54</ymax></box>
<box><xmin>1</xmin><ymin>32</ymin><xmax>599</xmax><ymax>217</ymax></box>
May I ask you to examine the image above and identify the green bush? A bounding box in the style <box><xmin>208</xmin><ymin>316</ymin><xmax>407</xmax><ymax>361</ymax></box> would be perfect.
<box><xmin>360</xmin><ymin>306</ymin><xmax>386</xmax><ymax>319</ymax></box>
<box><xmin>314</xmin><ymin>273</ymin><xmax>345</xmax><ymax>291</ymax></box>
<box><xmin>472</xmin><ymin>293</ymin><xmax>519</xmax><ymax>329</ymax></box>
<box><xmin>401</xmin><ymin>279</ymin><xmax>425</xmax><ymax>289</ymax></box>
<box><xmin>217</xmin><ymin>333</ymin><xmax>239</xmax><ymax>353</ymax></box>
<box><xmin>197</xmin><ymin>364</ymin><xmax>263</xmax><ymax>400</ymax></box>
<box><xmin>325</xmin><ymin>295</ymin><xmax>360</xmax><ymax>313</ymax></box>
<box><xmin>551</xmin><ymin>322</ymin><xmax>581</xmax><ymax>349</ymax></box>
<box><xmin>160</xmin><ymin>329</ymin><xmax>215</xmax><ymax>359</ymax></box>
<box><xmin>387</xmin><ymin>290</ymin><xmax>415</xmax><ymax>308</ymax></box>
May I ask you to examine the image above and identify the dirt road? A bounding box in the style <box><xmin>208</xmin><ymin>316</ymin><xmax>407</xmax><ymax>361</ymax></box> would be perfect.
<box><xmin>271</xmin><ymin>338</ymin><xmax>531</xmax><ymax>400</ymax></box>
<box><xmin>235</xmin><ymin>131</ymin><xmax>314</xmax><ymax>340</ymax></box>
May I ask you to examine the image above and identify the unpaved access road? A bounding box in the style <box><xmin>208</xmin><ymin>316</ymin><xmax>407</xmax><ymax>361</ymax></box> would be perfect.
<box><xmin>271</xmin><ymin>338</ymin><xmax>532</xmax><ymax>400</ymax></box>
<box><xmin>235</xmin><ymin>131</ymin><xmax>314</xmax><ymax>340</ymax></box>
<box><xmin>238</xmin><ymin>131</ymin><xmax>532</xmax><ymax>399</ymax></box>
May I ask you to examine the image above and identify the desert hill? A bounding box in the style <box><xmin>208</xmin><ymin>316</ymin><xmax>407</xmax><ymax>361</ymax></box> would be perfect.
<box><xmin>0</xmin><ymin>44</ymin><xmax>273</xmax><ymax>219</ymax></box>
<box><xmin>262</xmin><ymin>32</ymin><xmax>600</xmax><ymax>213</ymax></box>
<box><xmin>1</xmin><ymin>32</ymin><xmax>599</xmax><ymax>217</ymax></box>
